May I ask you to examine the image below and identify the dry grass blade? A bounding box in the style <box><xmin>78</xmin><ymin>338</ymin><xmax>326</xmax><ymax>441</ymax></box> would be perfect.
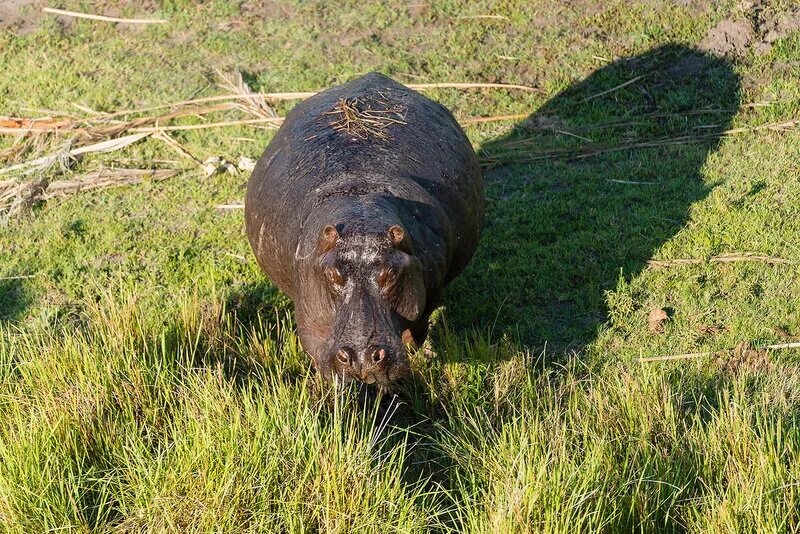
<box><xmin>0</xmin><ymin>135</ymin><xmax>37</xmax><ymax>164</ymax></box>
<box><xmin>42</xmin><ymin>168</ymin><xmax>180</xmax><ymax>199</ymax></box>
<box><xmin>0</xmin><ymin>133</ymin><xmax>150</xmax><ymax>176</ymax></box>
<box><xmin>216</xmin><ymin>70</ymin><xmax>279</xmax><ymax>126</ymax></box>
<box><xmin>479</xmin><ymin>121</ymin><xmax>800</xmax><ymax>166</ymax></box>
<box><xmin>153</xmin><ymin>131</ymin><xmax>200</xmax><ymax>164</ymax></box>
<box><xmin>1</xmin><ymin>167</ymin><xmax>180</xmax><ymax>216</ymax></box>
<box><xmin>42</xmin><ymin>7</ymin><xmax>167</xmax><ymax>24</ymax></box>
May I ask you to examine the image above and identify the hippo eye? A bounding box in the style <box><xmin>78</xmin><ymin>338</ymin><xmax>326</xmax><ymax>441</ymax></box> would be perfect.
<box><xmin>326</xmin><ymin>267</ymin><xmax>345</xmax><ymax>286</ymax></box>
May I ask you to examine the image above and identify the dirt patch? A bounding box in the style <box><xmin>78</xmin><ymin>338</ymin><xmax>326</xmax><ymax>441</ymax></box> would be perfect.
<box><xmin>755</xmin><ymin>7</ymin><xmax>800</xmax><ymax>55</ymax></box>
<box><xmin>407</xmin><ymin>1</ymin><xmax>429</xmax><ymax>18</ymax></box>
<box><xmin>716</xmin><ymin>341</ymin><xmax>774</xmax><ymax>375</ymax></box>
<box><xmin>700</xmin><ymin>17</ymin><xmax>755</xmax><ymax>58</ymax></box>
<box><xmin>335</xmin><ymin>28</ymin><xmax>375</xmax><ymax>48</ymax></box>
<box><xmin>0</xmin><ymin>0</ymin><xmax>40</xmax><ymax>34</ymax></box>
<box><xmin>700</xmin><ymin>4</ymin><xmax>800</xmax><ymax>58</ymax></box>
<box><xmin>240</xmin><ymin>0</ymin><xmax>295</xmax><ymax>21</ymax></box>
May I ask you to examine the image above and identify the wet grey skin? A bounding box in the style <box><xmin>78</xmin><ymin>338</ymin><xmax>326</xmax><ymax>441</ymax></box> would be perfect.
<box><xmin>245</xmin><ymin>72</ymin><xmax>484</xmax><ymax>385</ymax></box>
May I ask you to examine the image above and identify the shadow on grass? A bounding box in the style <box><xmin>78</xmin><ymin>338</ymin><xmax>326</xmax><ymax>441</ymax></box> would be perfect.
<box><xmin>0</xmin><ymin>277</ymin><xmax>31</xmax><ymax>322</ymax></box>
<box><xmin>442</xmin><ymin>44</ymin><xmax>741</xmax><ymax>357</ymax></box>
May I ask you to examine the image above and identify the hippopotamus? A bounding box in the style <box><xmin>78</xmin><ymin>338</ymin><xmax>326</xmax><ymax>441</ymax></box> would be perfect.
<box><xmin>245</xmin><ymin>72</ymin><xmax>484</xmax><ymax>384</ymax></box>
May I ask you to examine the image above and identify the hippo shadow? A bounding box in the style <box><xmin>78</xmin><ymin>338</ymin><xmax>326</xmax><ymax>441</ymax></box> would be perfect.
<box><xmin>440</xmin><ymin>44</ymin><xmax>742</xmax><ymax>358</ymax></box>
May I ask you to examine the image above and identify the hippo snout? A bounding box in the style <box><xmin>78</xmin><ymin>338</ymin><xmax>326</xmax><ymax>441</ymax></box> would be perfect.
<box><xmin>333</xmin><ymin>342</ymin><xmax>405</xmax><ymax>384</ymax></box>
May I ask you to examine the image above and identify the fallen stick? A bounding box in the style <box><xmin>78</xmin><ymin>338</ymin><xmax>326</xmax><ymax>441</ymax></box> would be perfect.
<box><xmin>460</xmin><ymin>113</ymin><xmax>529</xmax><ymax>124</ymax></box>
<box><xmin>457</xmin><ymin>14</ymin><xmax>509</xmax><ymax>20</ymax></box>
<box><xmin>42</xmin><ymin>7</ymin><xmax>167</xmax><ymax>24</ymax></box>
<box><xmin>583</xmin><ymin>74</ymin><xmax>648</xmax><ymax>102</ymax></box>
<box><xmin>637</xmin><ymin>351</ymin><xmax>714</xmax><ymax>362</ymax></box>
<box><xmin>0</xmin><ymin>274</ymin><xmax>36</xmax><ymax>281</ymax></box>
<box><xmin>216</xmin><ymin>203</ymin><xmax>245</xmax><ymax>210</ymax></box>
<box><xmin>97</xmin><ymin>82</ymin><xmax>542</xmax><ymax>120</ymax></box>
<box><xmin>130</xmin><ymin>118</ymin><xmax>284</xmax><ymax>133</ymax></box>
<box><xmin>766</xmin><ymin>342</ymin><xmax>800</xmax><ymax>350</ymax></box>
<box><xmin>607</xmin><ymin>179</ymin><xmax>656</xmax><ymax>185</ymax></box>
<box><xmin>648</xmin><ymin>253</ymin><xmax>796</xmax><ymax>268</ymax></box>
<box><xmin>638</xmin><ymin>342</ymin><xmax>800</xmax><ymax>363</ymax></box>
<box><xmin>0</xmin><ymin>103</ymin><xmax>237</xmax><ymax>136</ymax></box>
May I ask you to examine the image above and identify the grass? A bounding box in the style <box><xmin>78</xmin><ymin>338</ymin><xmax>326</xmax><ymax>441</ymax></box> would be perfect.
<box><xmin>1</xmin><ymin>0</ymin><xmax>800</xmax><ymax>531</ymax></box>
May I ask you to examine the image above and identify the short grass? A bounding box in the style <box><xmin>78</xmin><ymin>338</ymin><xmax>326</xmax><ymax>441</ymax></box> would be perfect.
<box><xmin>1</xmin><ymin>0</ymin><xmax>800</xmax><ymax>532</ymax></box>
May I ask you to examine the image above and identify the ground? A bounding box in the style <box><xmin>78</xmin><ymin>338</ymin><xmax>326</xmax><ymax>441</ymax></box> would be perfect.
<box><xmin>1</xmin><ymin>0</ymin><xmax>800</xmax><ymax>532</ymax></box>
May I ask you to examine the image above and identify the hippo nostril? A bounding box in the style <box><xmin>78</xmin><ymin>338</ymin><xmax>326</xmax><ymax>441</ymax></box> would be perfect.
<box><xmin>371</xmin><ymin>348</ymin><xmax>386</xmax><ymax>364</ymax></box>
<box><xmin>336</xmin><ymin>348</ymin><xmax>352</xmax><ymax>365</ymax></box>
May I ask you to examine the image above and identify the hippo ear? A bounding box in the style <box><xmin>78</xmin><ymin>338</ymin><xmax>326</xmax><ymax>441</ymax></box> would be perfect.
<box><xmin>396</xmin><ymin>270</ymin><xmax>426</xmax><ymax>322</ymax></box>
<box><xmin>318</xmin><ymin>224</ymin><xmax>339</xmax><ymax>253</ymax></box>
<box><xmin>387</xmin><ymin>225</ymin><xmax>413</xmax><ymax>253</ymax></box>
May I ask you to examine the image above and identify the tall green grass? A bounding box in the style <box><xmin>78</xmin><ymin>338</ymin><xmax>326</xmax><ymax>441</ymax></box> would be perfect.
<box><xmin>2</xmin><ymin>293</ymin><xmax>799</xmax><ymax>532</ymax></box>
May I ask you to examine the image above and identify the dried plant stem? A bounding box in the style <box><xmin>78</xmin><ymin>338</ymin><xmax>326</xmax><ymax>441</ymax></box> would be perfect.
<box><xmin>42</xmin><ymin>7</ymin><xmax>167</xmax><ymax>24</ymax></box>
<box><xmin>638</xmin><ymin>342</ymin><xmax>800</xmax><ymax>363</ymax></box>
<box><xmin>583</xmin><ymin>74</ymin><xmax>648</xmax><ymax>102</ymax></box>
<box><xmin>130</xmin><ymin>118</ymin><xmax>284</xmax><ymax>133</ymax></box>
<box><xmin>0</xmin><ymin>133</ymin><xmax>150</xmax><ymax>176</ymax></box>
<box><xmin>648</xmin><ymin>253</ymin><xmax>796</xmax><ymax>268</ymax></box>
<box><xmin>0</xmin><ymin>274</ymin><xmax>36</xmax><ymax>281</ymax></box>
<box><xmin>638</xmin><ymin>352</ymin><xmax>712</xmax><ymax>362</ymax></box>
<box><xmin>41</xmin><ymin>169</ymin><xmax>180</xmax><ymax>199</ymax></box>
<box><xmin>461</xmin><ymin>113</ymin><xmax>529</xmax><ymax>124</ymax></box>
<box><xmin>95</xmin><ymin>82</ymin><xmax>541</xmax><ymax>120</ymax></box>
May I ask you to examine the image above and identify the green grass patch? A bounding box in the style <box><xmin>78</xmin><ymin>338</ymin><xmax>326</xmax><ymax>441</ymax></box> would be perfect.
<box><xmin>1</xmin><ymin>0</ymin><xmax>800</xmax><ymax>531</ymax></box>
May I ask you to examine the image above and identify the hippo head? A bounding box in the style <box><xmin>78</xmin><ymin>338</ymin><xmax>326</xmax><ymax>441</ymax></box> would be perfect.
<box><xmin>307</xmin><ymin>223</ymin><xmax>426</xmax><ymax>384</ymax></box>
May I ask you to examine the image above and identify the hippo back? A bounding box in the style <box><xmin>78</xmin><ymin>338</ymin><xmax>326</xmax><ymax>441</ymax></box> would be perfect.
<box><xmin>245</xmin><ymin>72</ymin><xmax>484</xmax><ymax>298</ymax></box>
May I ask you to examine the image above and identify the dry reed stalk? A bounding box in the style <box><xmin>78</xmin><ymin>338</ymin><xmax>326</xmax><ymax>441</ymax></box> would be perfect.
<box><xmin>42</xmin><ymin>7</ymin><xmax>167</xmax><ymax>24</ymax></box>
<box><xmin>216</xmin><ymin>70</ymin><xmax>279</xmax><ymax>124</ymax></box>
